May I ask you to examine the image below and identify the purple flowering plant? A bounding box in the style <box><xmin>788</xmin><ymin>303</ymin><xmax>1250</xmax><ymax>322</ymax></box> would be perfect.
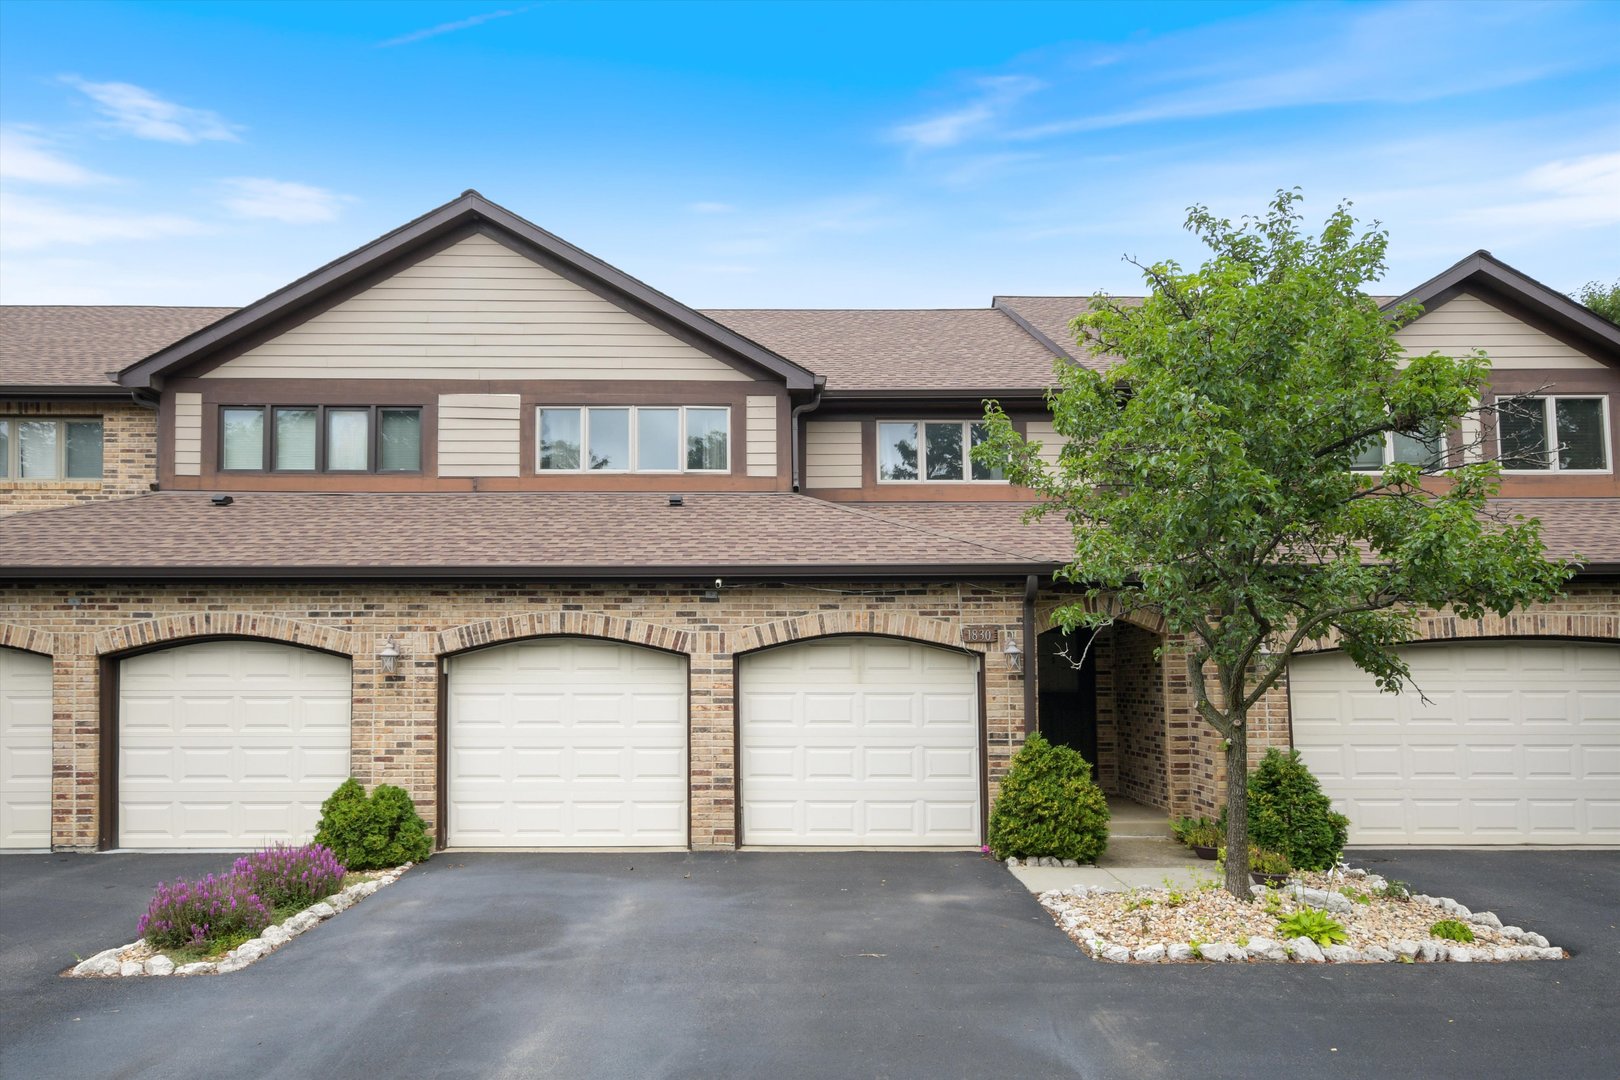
<box><xmin>232</xmin><ymin>843</ymin><xmax>346</xmax><ymax>910</ymax></box>
<box><xmin>136</xmin><ymin>842</ymin><xmax>347</xmax><ymax>951</ymax></box>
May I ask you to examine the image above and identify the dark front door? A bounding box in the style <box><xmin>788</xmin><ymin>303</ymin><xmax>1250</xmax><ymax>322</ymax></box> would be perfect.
<box><xmin>1037</xmin><ymin>628</ymin><xmax>1098</xmax><ymax>767</ymax></box>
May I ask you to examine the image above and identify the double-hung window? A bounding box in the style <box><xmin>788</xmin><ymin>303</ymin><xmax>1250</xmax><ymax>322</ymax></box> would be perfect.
<box><xmin>0</xmin><ymin>417</ymin><xmax>103</xmax><ymax>480</ymax></box>
<box><xmin>1498</xmin><ymin>395</ymin><xmax>1610</xmax><ymax>473</ymax></box>
<box><xmin>877</xmin><ymin>420</ymin><xmax>1003</xmax><ymax>482</ymax></box>
<box><xmin>220</xmin><ymin>406</ymin><xmax>422</xmax><ymax>473</ymax></box>
<box><xmin>537</xmin><ymin>406</ymin><xmax>729</xmax><ymax>473</ymax></box>
<box><xmin>1350</xmin><ymin>424</ymin><xmax>1447</xmax><ymax>473</ymax></box>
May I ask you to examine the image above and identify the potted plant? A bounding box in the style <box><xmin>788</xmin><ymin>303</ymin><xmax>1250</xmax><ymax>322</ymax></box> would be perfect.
<box><xmin>1177</xmin><ymin>818</ymin><xmax>1221</xmax><ymax>860</ymax></box>
<box><xmin>1249</xmin><ymin>846</ymin><xmax>1291</xmax><ymax>886</ymax></box>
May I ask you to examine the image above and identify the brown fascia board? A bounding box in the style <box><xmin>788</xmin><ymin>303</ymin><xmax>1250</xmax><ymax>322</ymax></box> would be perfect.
<box><xmin>818</xmin><ymin>388</ymin><xmax>1051</xmax><ymax>404</ymax></box>
<box><xmin>0</xmin><ymin>385</ymin><xmax>138</xmax><ymax>399</ymax></box>
<box><xmin>0</xmin><ymin>561</ymin><xmax>1058</xmax><ymax>582</ymax></box>
<box><xmin>1383</xmin><ymin>250</ymin><xmax>1620</xmax><ymax>358</ymax></box>
<box><xmin>990</xmin><ymin>297</ymin><xmax>1075</xmax><ymax>361</ymax></box>
<box><xmin>117</xmin><ymin>190</ymin><xmax>818</xmax><ymax>391</ymax></box>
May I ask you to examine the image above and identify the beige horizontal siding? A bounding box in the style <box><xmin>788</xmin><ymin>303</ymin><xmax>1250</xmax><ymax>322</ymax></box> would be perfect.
<box><xmin>1024</xmin><ymin>419</ymin><xmax>1063</xmax><ymax>468</ymax></box>
<box><xmin>745</xmin><ymin>395</ymin><xmax>777</xmax><ymax>478</ymax></box>
<box><xmin>804</xmin><ymin>421</ymin><xmax>862</xmax><ymax>489</ymax></box>
<box><xmin>205</xmin><ymin>234</ymin><xmax>752</xmax><ymax>381</ymax></box>
<box><xmin>438</xmin><ymin>393</ymin><xmax>521</xmax><ymax>477</ymax></box>
<box><xmin>172</xmin><ymin>392</ymin><xmax>202</xmax><ymax>476</ymax></box>
<box><xmin>1396</xmin><ymin>292</ymin><xmax>1604</xmax><ymax>370</ymax></box>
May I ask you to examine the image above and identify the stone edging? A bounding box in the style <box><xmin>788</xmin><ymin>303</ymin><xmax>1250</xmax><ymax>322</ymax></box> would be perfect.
<box><xmin>65</xmin><ymin>864</ymin><xmax>411</xmax><ymax>978</ymax></box>
<box><xmin>1039</xmin><ymin>866</ymin><xmax>1566</xmax><ymax>964</ymax></box>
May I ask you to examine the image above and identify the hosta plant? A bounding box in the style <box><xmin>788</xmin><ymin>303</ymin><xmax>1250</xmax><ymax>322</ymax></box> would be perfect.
<box><xmin>1276</xmin><ymin>908</ymin><xmax>1348</xmax><ymax>947</ymax></box>
<box><xmin>137</xmin><ymin>873</ymin><xmax>273</xmax><ymax>950</ymax></box>
<box><xmin>1429</xmin><ymin>919</ymin><xmax>1476</xmax><ymax>943</ymax></box>
<box><xmin>232</xmin><ymin>843</ymin><xmax>347</xmax><ymax>910</ymax></box>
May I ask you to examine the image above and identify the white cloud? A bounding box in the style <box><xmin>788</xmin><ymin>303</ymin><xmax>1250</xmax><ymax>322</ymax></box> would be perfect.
<box><xmin>0</xmin><ymin>127</ymin><xmax>110</xmax><ymax>186</ymax></box>
<box><xmin>63</xmin><ymin>78</ymin><xmax>241</xmax><ymax>143</ymax></box>
<box><xmin>890</xmin><ymin>75</ymin><xmax>1042</xmax><ymax>149</ymax></box>
<box><xmin>378</xmin><ymin>7</ymin><xmax>529</xmax><ymax>47</ymax></box>
<box><xmin>1453</xmin><ymin>151</ymin><xmax>1620</xmax><ymax>229</ymax></box>
<box><xmin>0</xmin><ymin>191</ymin><xmax>208</xmax><ymax>251</ymax></box>
<box><xmin>218</xmin><ymin>178</ymin><xmax>352</xmax><ymax>224</ymax></box>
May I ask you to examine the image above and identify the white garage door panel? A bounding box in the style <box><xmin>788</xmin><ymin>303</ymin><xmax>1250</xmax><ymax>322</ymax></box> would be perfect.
<box><xmin>1</xmin><ymin>648</ymin><xmax>54</xmax><ymax>849</ymax></box>
<box><xmin>119</xmin><ymin>641</ymin><xmax>352</xmax><ymax>849</ymax></box>
<box><xmin>447</xmin><ymin>638</ymin><xmax>687</xmax><ymax>848</ymax></box>
<box><xmin>740</xmin><ymin>637</ymin><xmax>981</xmax><ymax>847</ymax></box>
<box><xmin>1291</xmin><ymin>641</ymin><xmax>1620</xmax><ymax>845</ymax></box>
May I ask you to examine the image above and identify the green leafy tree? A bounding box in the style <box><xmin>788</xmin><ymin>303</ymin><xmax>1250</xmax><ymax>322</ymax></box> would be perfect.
<box><xmin>976</xmin><ymin>191</ymin><xmax>1570</xmax><ymax>896</ymax></box>
<box><xmin>1572</xmin><ymin>278</ymin><xmax>1620</xmax><ymax>325</ymax></box>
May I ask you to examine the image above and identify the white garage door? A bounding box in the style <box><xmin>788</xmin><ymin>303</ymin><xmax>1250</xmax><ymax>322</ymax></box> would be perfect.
<box><xmin>119</xmin><ymin>641</ymin><xmax>352</xmax><ymax>849</ymax></box>
<box><xmin>1291</xmin><ymin>640</ymin><xmax>1620</xmax><ymax>845</ymax></box>
<box><xmin>1</xmin><ymin>648</ymin><xmax>53</xmax><ymax>849</ymax></box>
<box><xmin>446</xmin><ymin>638</ymin><xmax>687</xmax><ymax>848</ymax></box>
<box><xmin>739</xmin><ymin>636</ymin><xmax>981</xmax><ymax>847</ymax></box>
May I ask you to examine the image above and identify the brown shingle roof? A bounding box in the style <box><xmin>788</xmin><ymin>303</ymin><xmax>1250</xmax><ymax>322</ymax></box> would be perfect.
<box><xmin>864</xmin><ymin>498</ymin><xmax>1620</xmax><ymax>570</ymax></box>
<box><xmin>0</xmin><ymin>306</ymin><xmax>235</xmax><ymax>388</ymax></box>
<box><xmin>701</xmin><ymin>308</ymin><xmax>1062</xmax><ymax>391</ymax></box>
<box><xmin>0</xmin><ymin>492</ymin><xmax>1049</xmax><ymax>577</ymax></box>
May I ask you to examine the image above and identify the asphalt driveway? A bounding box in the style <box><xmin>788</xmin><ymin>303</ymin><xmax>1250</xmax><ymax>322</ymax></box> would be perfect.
<box><xmin>1</xmin><ymin>848</ymin><xmax>1614</xmax><ymax>1080</ymax></box>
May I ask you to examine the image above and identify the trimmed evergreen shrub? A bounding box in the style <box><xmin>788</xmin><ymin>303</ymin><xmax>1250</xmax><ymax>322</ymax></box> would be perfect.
<box><xmin>313</xmin><ymin>779</ymin><xmax>433</xmax><ymax>871</ymax></box>
<box><xmin>988</xmin><ymin>732</ymin><xmax>1110</xmax><ymax>862</ymax></box>
<box><xmin>1247</xmin><ymin>748</ymin><xmax>1349</xmax><ymax>871</ymax></box>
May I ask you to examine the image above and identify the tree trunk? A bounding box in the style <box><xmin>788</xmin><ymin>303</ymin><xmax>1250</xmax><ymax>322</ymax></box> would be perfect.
<box><xmin>1222</xmin><ymin>716</ymin><xmax>1250</xmax><ymax>898</ymax></box>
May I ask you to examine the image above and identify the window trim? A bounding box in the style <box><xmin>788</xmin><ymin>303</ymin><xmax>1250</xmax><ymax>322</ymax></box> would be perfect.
<box><xmin>0</xmin><ymin>416</ymin><xmax>104</xmax><ymax>482</ymax></box>
<box><xmin>218</xmin><ymin>404</ymin><xmax>424</xmax><ymax>475</ymax></box>
<box><xmin>1348</xmin><ymin>427</ymin><xmax>1450</xmax><ymax>474</ymax></box>
<box><xmin>535</xmin><ymin>404</ymin><xmax>732</xmax><ymax>474</ymax></box>
<box><xmin>1497</xmin><ymin>394</ymin><xmax>1612</xmax><ymax>475</ymax></box>
<box><xmin>875</xmin><ymin>419</ymin><xmax>1005</xmax><ymax>484</ymax></box>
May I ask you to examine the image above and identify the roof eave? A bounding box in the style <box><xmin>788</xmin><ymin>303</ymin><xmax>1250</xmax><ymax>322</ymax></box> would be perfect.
<box><xmin>0</xmin><ymin>561</ymin><xmax>1057</xmax><ymax>581</ymax></box>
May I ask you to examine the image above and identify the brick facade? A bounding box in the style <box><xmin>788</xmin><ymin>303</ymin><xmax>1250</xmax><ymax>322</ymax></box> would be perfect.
<box><xmin>0</xmin><ymin>579</ymin><xmax>1026</xmax><ymax>851</ymax></box>
<box><xmin>0</xmin><ymin>400</ymin><xmax>157</xmax><ymax>515</ymax></box>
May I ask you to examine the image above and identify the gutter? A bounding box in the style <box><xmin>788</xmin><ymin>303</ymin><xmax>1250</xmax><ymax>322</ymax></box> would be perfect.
<box><xmin>789</xmin><ymin>376</ymin><xmax>826</xmax><ymax>492</ymax></box>
<box><xmin>1023</xmin><ymin>573</ymin><xmax>1038</xmax><ymax>734</ymax></box>
<box><xmin>0</xmin><ymin>561</ymin><xmax>1060</xmax><ymax>583</ymax></box>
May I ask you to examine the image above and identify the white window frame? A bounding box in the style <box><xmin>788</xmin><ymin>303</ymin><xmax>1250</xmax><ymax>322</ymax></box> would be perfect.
<box><xmin>1497</xmin><ymin>395</ymin><xmax>1612</xmax><ymax>475</ymax></box>
<box><xmin>875</xmin><ymin>419</ymin><xmax>1005</xmax><ymax>484</ymax></box>
<box><xmin>535</xmin><ymin>405</ymin><xmax>731</xmax><ymax>474</ymax></box>
<box><xmin>1349</xmin><ymin>428</ymin><xmax>1450</xmax><ymax>473</ymax></box>
<box><xmin>0</xmin><ymin>416</ymin><xmax>104</xmax><ymax>481</ymax></box>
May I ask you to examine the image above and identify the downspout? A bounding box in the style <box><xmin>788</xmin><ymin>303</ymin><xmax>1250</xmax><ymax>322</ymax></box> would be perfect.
<box><xmin>1022</xmin><ymin>574</ymin><xmax>1038</xmax><ymax>734</ymax></box>
<box><xmin>788</xmin><ymin>376</ymin><xmax>826</xmax><ymax>493</ymax></box>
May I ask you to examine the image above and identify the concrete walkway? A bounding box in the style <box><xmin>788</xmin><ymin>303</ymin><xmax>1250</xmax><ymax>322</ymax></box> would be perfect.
<box><xmin>1009</xmin><ymin>795</ymin><xmax>1219</xmax><ymax>894</ymax></box>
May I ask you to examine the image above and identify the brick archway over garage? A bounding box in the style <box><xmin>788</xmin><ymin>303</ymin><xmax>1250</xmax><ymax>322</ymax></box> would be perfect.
<box><xmin>436</xmin><ymin>612</ymin><xmax>697</xmax><ymax>658</ymax></box>
<box><xmin>93</xmin><ymin>614</ymin><xmax>354</xmax><ymax>658</ymax></box>
<box><xmin>727</xmin><ymin>611</ymin><xmax>972</xmax><ymax>656</ymax></box>
<box><xmin>0</xmin><ymin>623</ymin><xmax>54</xmax><ymax>657</ymax></box>
<box><xmin>1292</xmin><ymin>608</ymin><xmax>1620</xmax><ymax>655</ymax></box>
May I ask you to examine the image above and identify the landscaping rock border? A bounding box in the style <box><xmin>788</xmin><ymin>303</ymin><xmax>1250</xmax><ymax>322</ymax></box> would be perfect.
<box><xmin>65</xmin><ymin>864</ymin><xmax>411</xmax><ymax>978</ymax></box>
<box><xmin>1036</xmin><ymin>865</ymin><xmax>1566</xmax><ymax>964</ymax></box>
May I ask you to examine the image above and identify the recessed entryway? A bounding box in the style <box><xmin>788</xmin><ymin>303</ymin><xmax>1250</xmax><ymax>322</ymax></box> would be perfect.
<box><xmin>737</xmin><ymin>635</ymin><xmax>981</xmax><ymax>847</ymax></box>
<box><xmin>0</xmin><ymin>647</ymin><xmax>53</xmax><ymax>849</ymax></box>
<box><xmin>443</xmin><ymin>636</ymin><xmax>688</xmax><ymax>848</ymax></box>
<box><xmin>114</xmin><ymin>639</ymin><xmax>352</xmax><ymax>849</ymax></box>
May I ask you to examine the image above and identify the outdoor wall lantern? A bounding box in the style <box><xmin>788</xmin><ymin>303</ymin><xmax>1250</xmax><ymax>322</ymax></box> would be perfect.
<box><xmin>378</xmin><ymin>637</ymin><xmax>402</xmax><ymax>675</ymax></box>
<box><xmin>1003</xmin><ymin>634</ymin><xmax>1024</xmax><ymax>672</ymax></box>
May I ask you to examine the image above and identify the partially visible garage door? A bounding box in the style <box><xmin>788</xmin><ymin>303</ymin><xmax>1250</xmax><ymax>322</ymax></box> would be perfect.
<box><xmin>1</xmin><ymin>648</ymin><xmax>53</xmax><ymax>849</ymax></box>
<box><xmin>118</xmin><ymin>641</ymin><xmax>352</xmax><ymax>849</ymax></box>
<box><xmin>1290</xmin><ymin>640</ymin><xmax>1620</xmax><ymax>845</ymax></box>
<box><xmin>446</xmin><ymin>637</ymin><xmax>688</xmax><ymax>848</ymax></box>
<box><xmin>739</xmin><ymin>636</ymin><xmax>981</xmax><ymax>847</ymax></box>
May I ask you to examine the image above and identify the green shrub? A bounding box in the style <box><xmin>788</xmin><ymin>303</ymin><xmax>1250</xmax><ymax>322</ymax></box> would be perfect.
<box><xmin>314</xmin><ymin>778</ymin><xmax>433</xmax><ymax>871</ymax></box>
<box><xmin>1247</xmin><ymin>749</ymin><xmax>1349</xmax><ymax>871</ymax></box>
<box><xmin>1429</xmin><ymin>919</ymin><xmax>1475</xmax><ymax>943</ymax></box>
<box><xmin>1172</xmin><ymin>816</ymin><xmax>1221</xmax><ymax>848</ymax></box>
<box><xmin>988</xmin><ymin>733</ymin><xmax>1110</xmax><ymax>863</ymax></box>
<box><xmin>1276</xmin><ymin>908</ymin><xmax>1348</xmax><ymax>946</ymax></box>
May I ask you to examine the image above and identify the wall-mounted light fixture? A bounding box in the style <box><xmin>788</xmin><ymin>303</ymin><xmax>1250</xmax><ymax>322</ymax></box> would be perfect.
<box><xmin>1003</xmin><ymin>634</ymin><xmax>1023</xmax><ymax>672</ymax></box>
<box><xmin>379</xmin><ymin>637</ymin><xmax>401</xmax><ymax>675</ymax></box>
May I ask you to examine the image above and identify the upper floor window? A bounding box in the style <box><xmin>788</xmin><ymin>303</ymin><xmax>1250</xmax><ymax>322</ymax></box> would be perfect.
<box><xmin>0</xmin><ymin>417</ymin><xmax>103</xmax><ymax>480</ymax></box>
<box><xmin>220</xmin><ymin>406</ymin><xmax>422</xmax><ymax>473</ymax></box>
<box><xmin>878</xmin><ymin>420</ymin><xmax>1003</xmax><ymax>482</ymax></box>
<box><xmin>1498</xmin><ymin>396</ymin><xmax>1610</xmax><ymax>473</ymax></box>
<box><xmin>537</xmin><ymin>406</ymin><xmax>729</xmax><ymax>472</ymax></box>
<box><xmin>1351</xmin><ymin>424</ymin><xmax>1446</xmax><ymax>473</ymax></box>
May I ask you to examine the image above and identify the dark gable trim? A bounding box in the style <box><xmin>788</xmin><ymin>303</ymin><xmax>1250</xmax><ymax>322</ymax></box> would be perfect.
<box><xmin>118</xmin><ymin>190</ymin><xmax>818</xmax><ymax>391</ymax></box>
<box><xmin>990</xmin><ymin>298</ymin><xmax>1075</xmax><ymax>361</ymax></box>
<box><xmin>1384</xmin><ymin>250</ymin><xmax>1620</xmax><ymax>360</ymax></box>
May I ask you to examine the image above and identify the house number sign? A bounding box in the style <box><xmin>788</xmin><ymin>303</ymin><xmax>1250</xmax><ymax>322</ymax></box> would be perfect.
<box><xmin>961</xmin><ymin>626</ymin><xmax>1000</xmax><ymax>644</ymax></box>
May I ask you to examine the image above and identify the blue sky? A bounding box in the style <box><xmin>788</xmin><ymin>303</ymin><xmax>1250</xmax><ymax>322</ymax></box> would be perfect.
<box><xmin>1</xmin><ymin>0</ymin><xmax>1616</xmax><ymax>308</ymax></box>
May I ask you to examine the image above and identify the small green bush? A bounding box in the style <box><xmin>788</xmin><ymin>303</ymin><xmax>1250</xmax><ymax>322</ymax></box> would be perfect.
<box><xmin>1429</xmin><ymin>919</ymin><xmax>1475</xmax><ymax>943</ymax></box>
<box><xmin>1276</xmin><ymin>908</ymin><xmax>1348</xmax><ymax>946</ymax></box>
<box><xmin>314</xmin><ymin>778</ymin><xmax>433</xmax><ymax>871</ymax></box>
<box><xmin>1247</xmin><ymin>749</ymin><xmax>1349</xmax><ymax>871</ymax></box>
<box><xmin>988</xmin><ymin>733</ymin><xmax>1110</xmax><ymax>863</ymax></box>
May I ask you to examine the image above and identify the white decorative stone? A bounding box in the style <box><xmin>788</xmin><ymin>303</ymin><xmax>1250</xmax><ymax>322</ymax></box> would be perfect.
<box><xmin>1448</xmin><ymin>946</ymin><xmax>1473</xmax><ymax>962</ymax></box>
<box><xmin>233</xmin><ymin>940</ymin><xmax>268</xmax><ymax>963</ymax></box>
<box><xmin>307</xmin><ymin>902</ymin><xmax>337</xmax><ymax>919</ymax></box>
<box><xmin>1524</xmin><ymin>932</ymin><xmax>1550</xmax><ymax>949</ymax></box>
<box><xmin>1344</xmin><ymin>867</ymin><xmax>1367</xmax><ymax>879</ymax></box>
<box><xmin>1363</xmin><ymin>875</ymin><xmax>1388</xmax><ymax>892</ymax></box>
<box><xmin>174</xmin><ymin>962</ymin><xmax>215</xmax><ymax>976</ymax></box>
<box><xmin>1006</xmin><ymin>857</ymin><xmax>1019</xmax><ymax>868</ymax></box>
<box><xmin>1102</xmin><ymin>945</ymin><xmax>1132</xmax><ymax>963</ymax></box>
<box><xmin>260</xmin><ymin>925</ymin><xmax>291</xmax><ymax>947</ymax></box>
<box><xmin>1417</xmin><ymin>941</ymin><xmax>1442</xmax><ymax>963</ymax></box>
<box><xmin>1061</xmin><ymin>859</ymin><xmax>1080</xmax><ymax>869</ymax></box>
<box><xmin>1245</xmin><ymin>937</ymin><xmax>1287</xmax><ymax>961</ymax></box>
<box><xmin>1167</xmin><ymin>944</ymin><xmax>1196</xmax><ymax>962</ymax></box>
<box><xmin>283</xmin><ymin>911</ymin><xmax>319</xmax><ymax>935</ymax></box>
<box><xmin>1500</xmin><ymin>926</ymin><xmax>1524</xmax><ymax>941</ymax></box>
<box><xmin>1324</xmin><ymin>945</ymin><xmax>1358</xmax><ymax>963</ymax></box>
<box><xmin>1469</xmin><ymin>911</ymin><xmax>1503</xmax><ymax>929</ymax></box>
<box><xmin>71</xmin><ymin>949</ymin><xmax>123</xmax><ymax>977</ymax></box>
<box><xmin>1290</xmin><ymin>937</ymin><xmax>1325</xmax><ymax>963</ymax></box>
<box><xmin>214</xmin><ymin>955</ymin><xmax>249</xmax><ymax>974</ymax></box>
<box><xmin>1198</xmin><ymin>943</ymin><xmax>1240</xmax><ymax>962</ymax></box>
<box><xmin>1508</xmin><ymin>946</ymin><xmax>1539</xmax><ymax>961</ymax></box>
<box><xmin>1491</xmin><ymin>947</ymin><xmax>1513</xmax><ymax>962</ymax></box>
<box><xmin>1249</xmin><ymin>884</ymin><xmax>1268</xmax><ymax>898</ymax></box>
<box><xmin>1134</xmin><ymin>945</ymin><xmax>1166</xmax><ymax>963</ymax></box>
<box><xmin>143</xmin><ymin>956</ymin><xmax>175</xmax><ymax>977</ymax></box>
<box><xmin>1363</xmin><ymin>945</ymin><xmax>1397</xmax><ymax>963</ymax></box>
<box><xmin>119</xmin><ymin>961</ymin><xmax>144</xmax><ymax>977</ymax></box>
<box><xmin>1392</xmin><ymin>940</ymin><xmax>1421</xmax><ymax>960</ymax></box>
<box><xmin>1537</xmin><ymin>947</ymin><xmax>1563</xmax><ymax>960</ymax></box>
